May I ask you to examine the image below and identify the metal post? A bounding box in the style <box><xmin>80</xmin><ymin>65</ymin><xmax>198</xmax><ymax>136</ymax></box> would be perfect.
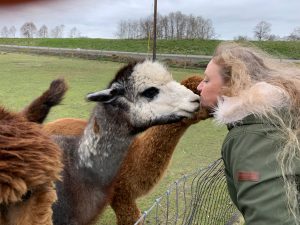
<box><xmin>152</xmin><ymin>0</ymin><xmax>157</xmax><ymax>61</ymax></box>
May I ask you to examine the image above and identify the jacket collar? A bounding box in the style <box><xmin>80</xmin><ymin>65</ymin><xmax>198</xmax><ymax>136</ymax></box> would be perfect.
<box><xmin>226</xmin><ymin>114</ymin><xmax>264</xmax><ymax>130</ymax></box>
<box><xmin>213</xmin><ymin>82</ymin><xmax>289</xmax><ymax>125</ymax></box>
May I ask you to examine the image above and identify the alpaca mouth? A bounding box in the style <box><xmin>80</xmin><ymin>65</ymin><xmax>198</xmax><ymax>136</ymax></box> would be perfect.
<box><xmin>165</xmin><ymin>114</ymin><xmax>188</xmax><ymax>123</ymax></box>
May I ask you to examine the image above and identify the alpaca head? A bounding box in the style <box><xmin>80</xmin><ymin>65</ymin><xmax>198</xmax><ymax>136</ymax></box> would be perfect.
<box><xmin>180</xmin><ymin>75</ymin><xmax>211</xmax><ymax>125</ymax></box>
<box><xmin>87</xmin><ymin>60</ymin><xmax>200</xmax><ymax>131</ymax></box>
<box><xmin>0</xmin><ymin>108</ymin><xmax>62</xmax><ymax>225</ymax></box>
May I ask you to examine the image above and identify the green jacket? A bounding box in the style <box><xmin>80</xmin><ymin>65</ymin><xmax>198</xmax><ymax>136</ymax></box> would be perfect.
<box><xmin>222</xmin><ymin>114</ymin><xmax>299</xmax><ymax>225</ymax></box>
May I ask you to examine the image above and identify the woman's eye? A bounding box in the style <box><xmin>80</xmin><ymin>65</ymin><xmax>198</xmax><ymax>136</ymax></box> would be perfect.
<box><xmin>141</xmin><ymin>87</ymin><xmax>159</xmax><ymax>100</ymax></box>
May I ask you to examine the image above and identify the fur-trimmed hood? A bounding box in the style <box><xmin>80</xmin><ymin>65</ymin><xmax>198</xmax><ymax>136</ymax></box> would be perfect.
<box><xmin>213</xmin><ymin>82</ymin><xmax>290</xmax><ymax>125</ymax></box>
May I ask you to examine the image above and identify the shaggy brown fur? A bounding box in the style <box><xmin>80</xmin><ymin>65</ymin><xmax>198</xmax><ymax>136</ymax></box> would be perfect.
<box><xmin>43</xmin><ymin>75</ymin><xmax>209</xmax><ymax>225</ymax></box>
<box><xmin>44</xmin><ymin>118</ymin><xmax>87</xmax><ymax>136</ymax></box>
<box><xmin>21</xmin><ymin>78</ymin><xmax>68</xmax><ymax>123</ymax></box>
<box><xmin>0</xmin><ymin>107</ymin><xmax>63</xmax><ymax>225</ymax></box>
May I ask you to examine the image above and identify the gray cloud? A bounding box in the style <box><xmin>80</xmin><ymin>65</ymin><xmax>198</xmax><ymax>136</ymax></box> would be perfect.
<box><xmin>0</xmin><ymin>0</ymin><xmax>299</xmax><ymax>39</ymax></box>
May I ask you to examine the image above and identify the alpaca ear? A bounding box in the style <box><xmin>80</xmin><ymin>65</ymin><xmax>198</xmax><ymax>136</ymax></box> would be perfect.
<box><xmin>86</xmin><ymin>87</ymin><xmax>124</xmax><ymax>103</ymax></box>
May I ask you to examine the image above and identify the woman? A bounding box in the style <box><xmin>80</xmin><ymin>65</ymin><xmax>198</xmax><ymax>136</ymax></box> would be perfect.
<box><xmin>197</xmin><ymin>42</ymin><xmax>300</xmax><ymax>224</ymax></box>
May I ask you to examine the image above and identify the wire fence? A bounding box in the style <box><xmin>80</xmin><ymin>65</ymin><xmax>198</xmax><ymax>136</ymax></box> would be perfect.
<box><xmin>134</xmin><ymin>158</ymin><xmax>243</xmax><ymax>225</ymax></box>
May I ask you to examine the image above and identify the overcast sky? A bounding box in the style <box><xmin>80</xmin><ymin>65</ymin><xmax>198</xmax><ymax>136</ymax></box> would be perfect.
<box><xmin>0</xmin><ymin>0</ymin><xmax>299</xmax><ymax>40</ymax></box>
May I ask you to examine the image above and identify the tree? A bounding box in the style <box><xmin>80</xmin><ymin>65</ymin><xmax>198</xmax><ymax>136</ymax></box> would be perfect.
<box><xmin>8</xmin><ymin>26</ymin><xmax>16</xmax><ymax>37</ymax></box>
<box><xmin>38</xmin><ymin>25</ymin><xmax>48</xmax><ymax>38</ymax></box>
<box><xmin>20</xmin><ymin>22</ymin><xmax>37</xmax><ymax>38</ymax></box>
<box><xmin>139</xmin><ymin>17</ymin><xmax>152</xmax><ymax>39</ymax></box>
<box><xmin>69</xmin><ymin>27</ymin><xmax>80</xmax><ymax>38</ymax></box>
<box><xmin>253</xmin><ymin>21</ymin><xmax>271</xmax><ymax>41</ymax></box>
<box><xmin>51</xmin><ymin>25</ymin><xmax>64</xmax><ymax>38</ymax></box>
<box><xmin>115</xmin><ymin>11</ymin><xmax>216</xmax><ymax>40</ymax></box>
<box><xmin>267</xmin><ymin>34</ymin><xmax>280</xmax><ymax>41</ymax></box>
<box><xmin>1</xmin><ymin>26</ymin><xmax>9</xmax><ymax>37</ymax></box>
<box><xmin>288</xmin><ymin>27</ymin><xmax>300</xmax><ymax>41</ymax></box>
<box><xmin>234</xmin><ymin>35</ymin><xmax>249</xmax><ymax>41</ymax></box>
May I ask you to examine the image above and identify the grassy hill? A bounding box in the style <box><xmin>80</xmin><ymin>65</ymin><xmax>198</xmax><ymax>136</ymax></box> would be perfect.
<box><xmin>0</xmin><ymin>38</ymin><xmax>299</xmax><ymax>59</ymax></box>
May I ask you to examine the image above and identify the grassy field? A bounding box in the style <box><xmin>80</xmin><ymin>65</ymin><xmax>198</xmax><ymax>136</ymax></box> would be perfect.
<box><xmin>0</xmin><ymin>38</ymin><xmax>299</xmax><ymax>59</ymax></box>
<box><xmin>0</xmin><ymin>52</ymin><xmax>227</xmax><ymax>224</ymax></box>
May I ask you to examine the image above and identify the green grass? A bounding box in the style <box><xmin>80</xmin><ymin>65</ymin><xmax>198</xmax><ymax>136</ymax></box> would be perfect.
<box><xmin>0</xmin><ymin>52</ymin><xmax>228</xmax><ymax>224</ymax></box>
<box><xmin>0</xmin><ymin>38</ymin><xmax>299</xmax><ymax>59</ymax></box>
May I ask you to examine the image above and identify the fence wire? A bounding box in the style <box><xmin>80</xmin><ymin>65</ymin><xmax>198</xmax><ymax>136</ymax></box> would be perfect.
<box><xmin>134</xmin><ymin>158</ymin><xmax>242</xmax><ymax>225</ymax></box>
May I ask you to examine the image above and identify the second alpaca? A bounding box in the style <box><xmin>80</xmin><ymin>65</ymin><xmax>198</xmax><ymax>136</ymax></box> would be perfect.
<box><xmin>43</xmin><ymin>76</ymin><xmax>209</xmax><ymax>225</ymax></box>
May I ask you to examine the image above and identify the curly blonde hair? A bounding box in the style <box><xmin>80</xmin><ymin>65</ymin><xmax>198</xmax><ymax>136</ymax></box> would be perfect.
<box><xmin>213</xmin><ymin>42</ymin><xmax>300</xmax><ymax>223</ymax></box>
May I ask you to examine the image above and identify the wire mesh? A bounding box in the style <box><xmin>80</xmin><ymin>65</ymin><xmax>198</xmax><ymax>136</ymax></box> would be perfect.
<box><xmin>134</xmin><ymin>158</ymin><xmax>241</xmax><ymax>225</ymax></box>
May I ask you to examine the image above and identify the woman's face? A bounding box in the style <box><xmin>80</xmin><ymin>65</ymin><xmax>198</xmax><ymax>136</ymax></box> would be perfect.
<box><xmin>197</xmin><ymin>59</ymin><xmax>224</xmax><ymax>110</ymax></box>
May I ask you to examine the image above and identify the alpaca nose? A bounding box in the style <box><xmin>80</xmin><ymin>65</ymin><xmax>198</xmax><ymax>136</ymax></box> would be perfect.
<box><xmin>191</xmin><ymin>97</ymin><xmax>200</xmax><ymax>112</ymax></box>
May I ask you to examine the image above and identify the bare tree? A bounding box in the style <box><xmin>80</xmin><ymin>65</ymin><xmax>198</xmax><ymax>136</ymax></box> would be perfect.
<box><xmin>69</xmin><ymin>27</ymin><xmax>80</xmax><ymax>38</ymax></box>
<box><xmin>131</xmin><ymin>21</ymin><xmax>140</xmax><ymax>39</ymax></box>
<box><xmin>254</xmin><ymin>21</ymin><xmax>271</xmax><ymax>41</ymax></box>
<box><xmin>1</xmin><ymin>26</ymin><xmax>9</xmax><ymax>37</ymax></box>
<box><xmin>202</xmin><ymin>19</ymin><xmax>216</xmax><ymax>39</ymax></box>
<box><xmin>20</xmin><ymin>22</ymin><xmax>37</xmax><ymax>38</ymax></box>
<box><xmin>288</xmin><ymin>27</ymin><xmax>300</xmax><ymax>41</ymax></box>
<box><xmin>173</xmin><ymin>11</ymin><xmax>186</xmax><ymax>39</ymax></box>
<box><xmin>168</xmin><ymin>12</ymin><xmax>176</xmax><ymax>39</ymax></box>
<box><xmin>139</xmin><ymin>17</ymin><xmax>153</xmax><ymax>39</ymax></box>
<box><xmin>59</xmin><ymin>24</ymin><xmax>65</xmax><ymax>37</ymax></box>
<box><xmin>115</xmin><ymin>11</ymin><xmax>216</xmax><ymax>40</ymax></box>
<box><xmin>115</xmin><ymin>20</ymin><xmax>126</xmax><ymax>38</ymax></box>
<box><xmin>8</xmin><ymin>26</ymin><xmax>16</xmax><ymax>37</ymax></box>
<box><xmin>38</xmin><ymin>25</ymin><xmax>48</xmax><ymax>38</ymax></box>
<box><xmin>160</xmin><ymin>15</ymin><xmax>169</xmax><ymax>39</ymax></box>
<box><xmin>186</xmin><ymin>14</ymin><xmax>197</xmax><ymax>39</ymax></box>
<box><xmin>51</xmin><ymin>25</ymin><xmax>64</xmax><ymax>38</ymax></box>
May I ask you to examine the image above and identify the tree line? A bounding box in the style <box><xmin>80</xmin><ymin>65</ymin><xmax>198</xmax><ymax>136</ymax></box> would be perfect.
<box><xmin>115</xmin><ymin>11</ymin><xmax>216</xmax><ymax>40</ymax></box>
<box><xmin>1</xmin><ymin>18</ymin><xmax>299</xmax><ymax>41</ymax></box>
<box><xmin>0</xmin><ymin>22</ymin><xmax>81</xmax><ymax>38</ymax></box>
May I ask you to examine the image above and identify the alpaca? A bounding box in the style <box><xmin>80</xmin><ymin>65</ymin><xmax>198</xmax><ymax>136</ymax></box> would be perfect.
<box><xmin>50</xmin><ymin>61</ymin><xmax>200</xmax><ymax>225</ymax></box>
<box><xmin>21</xmin><ymin>78</ymin><xmax>68</xmax><ymax>123</ymax></box>
<box><xmin>43</xmin><ymin>75</ymin><xmax>209</xmax><ymax>225</ymax></box>
<box><xmin>0</xmin><ymin>107</ymin><xmax>62</xmax><ymax>225</ymax></box>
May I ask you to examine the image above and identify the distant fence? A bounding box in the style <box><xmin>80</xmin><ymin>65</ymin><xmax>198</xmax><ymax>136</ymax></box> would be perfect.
<box><xmin>0</xmin><ymin>44</ymin><xmax>211</xmax><ymax>66</ymax></box>
<box><xmin>1</xmin><ymin>44</ymin><xmax>297</xmax><ymax>68</ymax></box>
<box><xmin>134</xmin><ymin>158</ymin><xmax>243</xmax><ymax>225</ymax></box>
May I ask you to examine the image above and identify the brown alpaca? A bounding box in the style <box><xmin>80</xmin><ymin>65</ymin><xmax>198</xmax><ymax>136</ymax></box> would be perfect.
<box><xmin>43</xmin><ymin>76</ymin><xmax>209</xmax><ymax>225</ymax></box>
<box><xmin>0</xmin><ymin>107</ymin><xmax>63</xmax><ymax>225</ymax></box>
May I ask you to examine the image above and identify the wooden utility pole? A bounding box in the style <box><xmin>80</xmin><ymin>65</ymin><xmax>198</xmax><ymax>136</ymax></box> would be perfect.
<box><xmin>153</xmin><ymin>0</ymin><xmax>157</xmax><ymax>61</ymax></box>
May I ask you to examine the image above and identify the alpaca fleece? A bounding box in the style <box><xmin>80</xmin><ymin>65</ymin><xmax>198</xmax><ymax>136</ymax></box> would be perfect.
<box><xmin>0</xmin><ymin>107</ymin><xmax>62</xmax><ymax>225</ymax></box>
<box><xmin>21</xmin><ymin>78</ymin><xmax>68</xmax><ymax>123</ymax></box>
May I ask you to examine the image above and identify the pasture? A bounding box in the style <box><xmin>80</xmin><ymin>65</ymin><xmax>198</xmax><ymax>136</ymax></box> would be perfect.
<box><xmin>0</xmin><ymin>52</ymin><xmax>227</xmax><ymax>224</ymax></box>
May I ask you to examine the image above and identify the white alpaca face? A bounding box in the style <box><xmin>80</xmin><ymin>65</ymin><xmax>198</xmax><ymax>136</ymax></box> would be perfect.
<box><xmin>126</xmin><ymin>61</ymin><xmax>200</xmax><ymax>128</ymax></box>
<box><xmin>87</xmin><ymin>60</ymin><xmax>200</xmax><ymax>129</ymax></box>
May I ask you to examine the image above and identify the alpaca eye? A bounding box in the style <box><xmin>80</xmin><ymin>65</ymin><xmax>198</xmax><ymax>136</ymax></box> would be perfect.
<box><xmin>21</xmin><ymin>190</ymin><xmax>32</xmax><ymax>201</ymax></box>
<box><xmin>141</xmin><ymin>87</ymin><xmax>159</xmax><ymax>100</ymax></box>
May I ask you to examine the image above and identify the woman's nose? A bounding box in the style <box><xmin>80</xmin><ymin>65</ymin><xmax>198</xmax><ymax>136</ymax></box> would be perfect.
<box><xmin>197</xmin><ymin>82</ymin><xmax>203</xmax><ymax>93</ymax></box>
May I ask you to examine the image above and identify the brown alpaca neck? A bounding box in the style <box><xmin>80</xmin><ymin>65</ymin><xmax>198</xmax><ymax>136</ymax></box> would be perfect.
<box><xmin>117</xmin><ymin>121</ymin><xmax>191</xmax><ymax>190</ymax></box>
<box><xmin>138</xmin><ymin>122</ymin><xmax>190</xmax><ymax>160</ymax></box>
